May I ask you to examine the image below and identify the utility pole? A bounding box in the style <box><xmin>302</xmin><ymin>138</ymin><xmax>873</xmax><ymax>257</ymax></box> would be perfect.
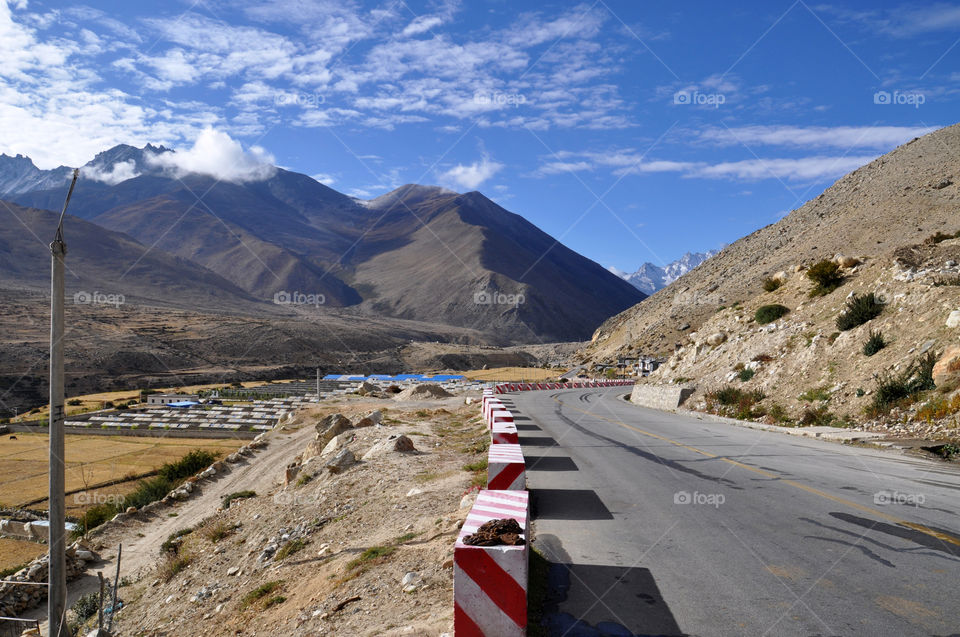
<box><xmin>316</xmin><ymin>367</ymin><xmax>320</xmax><ymax>403</ymax></box>
<box><xmin>48</xmin><ymin>168</ymin><xmax>77</xmax><ymax>637</ymax></box>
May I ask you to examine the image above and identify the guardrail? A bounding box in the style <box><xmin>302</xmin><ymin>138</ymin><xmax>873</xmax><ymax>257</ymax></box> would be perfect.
<box><xmin>494</xmin><ymin>379</ymin><xmax>634</xmax><ymax>393</ymax></box>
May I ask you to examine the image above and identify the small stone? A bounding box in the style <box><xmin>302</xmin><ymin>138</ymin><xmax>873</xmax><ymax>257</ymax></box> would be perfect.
<box><xmin>393</xmin><ymin>435</ymin><xmax>415</xmax><ymax>452</ymax></box>
<box><xmin>227</xmin><ymin>567</ymin><xmax>240</xmax><ymax>576</ymax></box>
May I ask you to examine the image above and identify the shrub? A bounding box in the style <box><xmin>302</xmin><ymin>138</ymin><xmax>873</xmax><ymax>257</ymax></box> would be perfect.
<box><xmin>202</xmin><ymin>521</ymin><xmax>235</xmax><ymax>543</ymax></box>
<box><xmin>346</xmin><ymin>546</ymin><xmax>396</xmax><ymax>571</ymax></box>
<box><xmin>806</xmin><ymin>260</ymin><xmax>843</xmax><ymax>296</ymax></box>
<box><xmin>67</xmin><ymin>399</ymin><xmax>82</xmax><ymax>406</ymax></box>
<box><xmin>762</xmin><ymin>277</ymin><xmax>783</xmax><ymax>292</ymax></box>
<box><xmin>72</xmin><ymin>592</ymin><xmax>101</xmax><ymax>622</ymax></box>
<box><xmin>737</xmin><ymin>368</ymin><xmax>755</xmax><ymax>382</ymax></box>
<box><xmin>925</xmin><ymin>230</ymin><xmax>959</xmax><ymax>244</ymax></box>
<box><xmin>767</xmin><ymin>403</ymin><xmax>790</xmax><ymax>423</ymax></box>
<box><xmin>869</xmin><ymin>351</ymin><xmax>939</xmax><ymax>413</ymax></box>
<box><xmin>275</xmin><ymin>538</ymin><xmax>307</xmax><ymax>560</ymax></box>
<box><xmin>799</xmin><ymin>387</ymin><xmax>831</xmax><ymax>402</ymax></box>
<box><xmin>916</xmin><ymin>394</ymin><xmax>960</xmax><ymax>422</ymax></box>
<box><xmin>222</xmin><ymin>490</ymin><xmax>257</xmax><ymax>509</ymax></box>
<box><xmin>836</xmin><ymin>293</ymin><xmax>883</xmax><ymax>331</ymax></box>
<box><xmin>800</xmin><ymin>406</ymin><xmax>835</xmax><ymax>426</ymax></box>
<box><xmin>159</xmin><ymin>552</ymin><xmax>192</xmax><ymax>582</ymax></box>
<box><xmin>161</xmin><ymin>527</ymin><xmax>194</xmax><ymax>554</ymax></box>
<box><xmin>755</xmin><ymin>304</ymin><xmax>789</xmax><ymax>325</ymax></box>
<box><xmin>157</xmin><ymin>450</ymin><xmax>216</xmax><ymax>482</ymax></box>
<box><xmin>706</xmin><ymin>386</ymin><xmax>766</xmax><ymax>420</ymax></box>
<box><xmin>863</xmin><ymin>330</ymin><xmax>887</xmax><ymax>356</ymax></box>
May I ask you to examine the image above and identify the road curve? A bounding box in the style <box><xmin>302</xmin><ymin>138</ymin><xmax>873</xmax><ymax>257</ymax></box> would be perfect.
<box><xmin>505</xmin><ymin>387</ymin><xmax>960</xmax><ymax>637</ymax></box>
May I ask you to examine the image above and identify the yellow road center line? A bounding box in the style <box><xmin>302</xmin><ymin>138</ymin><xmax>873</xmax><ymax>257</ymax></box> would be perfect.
<box><xmin>555</xmin><ymin>397</ymin><xmax>960</xmax><ymax>548</ymax></box>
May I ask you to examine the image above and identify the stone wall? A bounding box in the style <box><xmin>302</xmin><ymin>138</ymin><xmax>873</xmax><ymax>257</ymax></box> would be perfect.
<box><xmin>629</xmin><ymin>384</ymin><xmax>695</xmax><ymax>411</ymax></box>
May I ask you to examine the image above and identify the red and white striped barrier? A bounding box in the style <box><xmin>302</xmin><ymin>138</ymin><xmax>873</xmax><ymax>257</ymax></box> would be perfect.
<box><xmin>454</xmin><ymin>490</ymin><xmax>530</xmax><ymax>636</ymax></box>
<box><xmin>491</xmin><ymin>420</ymin><xmax>519</xmax><ymax>445</ymax></box>
<box><xmin>483</xmin><ymin>397</ymin><xmax>504</xmax><ymax>423</ymax></box>
<box><xmin>487</xmin><ymin>443</ymin><xmax>525</xmax><ymax>490</ymax></box>
<box><xmin>495</xmin><ymin>379</ymin><xmax>633</xmax><ymax>394</ymax></box>
<box><xmin>488</xmin><ymin>409</ymin><xmax>514</xmax><ymax>430</ymax></box>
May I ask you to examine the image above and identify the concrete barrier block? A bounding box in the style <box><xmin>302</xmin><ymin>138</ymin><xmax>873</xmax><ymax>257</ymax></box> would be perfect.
<box><xmin>454</xmin><ymin>489</ymin><xmax>529</xmax><ymax>636</ymax></box>
<box><xmin>491</xmin><ymin>421</ymin><xmax>519</xmax><ymax>445</ymax></box>
<box><xmin>487</xmin><ymin>443</ymin><xmax>525</xmax><ymax>490</ymax></box>
<box><xmin>630</xmin><ymin>384</ymin><xmax>695</xmax><ymax>411</ymax></box>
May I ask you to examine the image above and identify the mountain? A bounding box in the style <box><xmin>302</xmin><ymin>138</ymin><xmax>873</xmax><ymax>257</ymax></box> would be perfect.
<box><xmin>0</xmin><ymin>199</ymin><xmax>265</xmax><ymax>313</ymax></box>
<box><xmin>0</xmin><ymin>145</ymin><xmax>644</xmax><ymax>342</ymax></box>
<box><xmin>583</xmin><ymin>121</ymin><xmax>960</xmax><ymax>364</ymax></box>
<box><xmin>612</xmin><ymin>250</ymin><xmax>720</xmax><ymax>295</ymax></box>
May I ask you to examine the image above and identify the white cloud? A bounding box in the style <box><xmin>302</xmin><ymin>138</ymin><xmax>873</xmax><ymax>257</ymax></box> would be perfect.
<box><xmin>402</xmin><ymin>15</ymin><xmax>444</xmax><ymax>37</ymax></box>
<box><xmin>439</xmin><ymin>154</ymin><xmax>503</xmax><ymax>190</ymax></box>
<box><xmin>147</xmin><ymin>128</ymin><xmax>276</xmax><ymax>183</ymax></box>
<box><xmin>698</xmin><ymin>125</ymin><xmax>939</xmax><ymax>150</ymax></box>
<box><xmin>694</xmin><ymin>155</ymin><xmax>878</xmax><ymax>181</ymax></box>
<box><xmin>83</xmin><ymin>159</ymin><xmax>140</xmax><ymax>185</ymax></box>
<box><xmin>312</xmin><ymin>172</ymin><xmax>336</xmax><ymax>185</ymax></box>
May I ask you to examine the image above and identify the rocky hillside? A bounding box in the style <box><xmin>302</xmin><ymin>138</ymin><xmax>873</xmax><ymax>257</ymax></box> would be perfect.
<box><xmin>586</xmin><ymin>122</ymin><xmax>960</xmax><ymax>361</ymax></box>
<box><xmin>583</xmin><ymin>122</ymin><xmax>960</xmax><ymax>434</ymax></box>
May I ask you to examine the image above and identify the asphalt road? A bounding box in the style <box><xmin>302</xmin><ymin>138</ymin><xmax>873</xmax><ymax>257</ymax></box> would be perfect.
<box><xmin>504</xmin><ymin>388</ymin><xmax>960</xmax><ymax>637</ymax></box>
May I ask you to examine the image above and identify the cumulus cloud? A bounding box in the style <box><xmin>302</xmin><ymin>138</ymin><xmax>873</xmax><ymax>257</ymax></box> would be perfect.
<box><xmin>402</xmin><ymin>15</ymin><xmax>444</xmax><ymax>37</ymax></box>
<box><xmin>147</xmin><ymin>128</ymin><xmax>276</xmax><ymax>183</ymax></box>
<box><xmin>439</xmin><ymin>154</ymin><xmax>503</xmax><ymax>190</ymax></box>
<box><xmin>83</xmin><ymin>159</ymin><xmax>140</xmax><ymax>185</ymax></box>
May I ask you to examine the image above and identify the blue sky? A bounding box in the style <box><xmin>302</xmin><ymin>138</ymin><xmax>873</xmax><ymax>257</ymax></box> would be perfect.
<box><xmin>0</xmin><ymin>1</ymin><xmax>956</xmax><ymax>272</ymax></box>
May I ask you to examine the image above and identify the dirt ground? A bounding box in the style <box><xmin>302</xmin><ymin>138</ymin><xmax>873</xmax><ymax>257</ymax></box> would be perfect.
<box><xmin>51</xmin><ymin>391</ymin><xmax>487</xmax><ymax>636</ymax></box>
<box><xmin>0</xmin><ymin>434</ymin><xmax>244</xmax><ymax>511</ymax></box>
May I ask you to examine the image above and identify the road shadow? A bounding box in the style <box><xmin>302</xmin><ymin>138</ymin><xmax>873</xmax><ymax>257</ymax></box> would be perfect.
<box><xmin>512</xmin><ymin>415</ymin><xmax>533</xmax><ymax>421</ymax></box>
<box><xmin>830</xmin><ymin>511</ymin><xmax>960</xmax><ymax>558</ymax></box>
<box><xmin>516</xmin><ymin>423</ymin><xmax>542</xmax><ymax>431</ymax></box>
<box><xmin>532</xmin><ymin>488</ymin><xmax>613</xmax><ymax>520</ymax></box>
<box><xmin>522</xmin><ymin>435</ymin><xmax>560</xmax><ymax>447</ymax></box>
<box><xmin>526</xmin><ymin>455</ymin><xmax>578</xmax><ymax>471</ymax></box>
<box><xmin>531</xmin><ymin>534</ymin><xmax>686</xmax><ymax>636</ymax></box>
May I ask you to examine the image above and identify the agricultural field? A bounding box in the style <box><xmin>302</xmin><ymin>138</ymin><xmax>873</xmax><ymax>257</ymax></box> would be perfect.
<box><xmin>461</xmin><ymin>366</ymin><xmax>565</xmax><ymax>382</ymax></box>
<box><xmin>0</xmin><ymin>433</ymin><xmax>243</xmax><ymax>516</ymax></box>
<box><xmin>0</xmin><ymin>538</ymin><xmax>46</xmax><ymax>574</ymax></box>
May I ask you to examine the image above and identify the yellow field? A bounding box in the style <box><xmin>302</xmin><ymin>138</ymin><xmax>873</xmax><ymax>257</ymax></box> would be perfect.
<box><xmin>0</xmin><ymin>433</ymin><xmax>243</xmax><ymax>514</ymax></box>
<box><xmin>0</xmin><ymin>538</ymin><xmax>46</xmax><ymax>574</ymax></box>
<box><xmin>13</xmin><ymin>380</ymin><xmax>271</xmax><ymax>421</ymax></box>
<box><xmin>462</xmin><ymin>367</ymin><xmax>566</xmax><ymax>382</ymax></box>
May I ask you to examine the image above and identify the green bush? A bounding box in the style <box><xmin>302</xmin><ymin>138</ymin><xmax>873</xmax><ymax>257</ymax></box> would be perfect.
<box><xmin>806</xmin><ymin>260</ymin><xmax>843</xmax><ymax>296</ymax></box>
<box><xmin>836</xmin><ymin>293</ymin><xmax>883</xmax><ymax>331</ymax></box>
<box><xmin>72</xmin><ymin>592</ymin><xmax>101</xmax><ymax>622</ymax></box>
<box><xmin>755</xmin><ymin>304</ymin><xmax>790</xmax><ymax>324</ymax></box>
<box><xmin>222</xmin><ymin>490</ymin><xmax>257</xmax><ymax>509</ymax></box>
<box><xmin>737</xmin><ymin>368</ymin><xmax>755</xmax><ymax>382</ymax></box>
<box><xmin>158</xmin><ymin>450</ymin><xmax>216</xmax><ymax>482</ymax></box>
<box><xmin>67</xmin><ymin>399</ymin><xmax>82</xmax><ymax>406</ymax></box>
<box><xmin>707</xmin><ymin>386</ymin><xmax>766</xmax><ymax>420</ymax></box>
<box><xmin>800</xmin><ymin>406</ymin><xmax>835</xmax><ymax>426</ymax></box>
<box><xmin>762</xmin><ymin>277</ymin><xmax>783</xmax><ymax>292</ymax></box>
<box><xmin>869</xmin><ymin>351</ymin><xmax>938</xmax><ymax>413</ymax></box>
<box><xmin>862</xmin><ymin>330</ymin><xmax>887</xmax><ymax>356</ymax></box>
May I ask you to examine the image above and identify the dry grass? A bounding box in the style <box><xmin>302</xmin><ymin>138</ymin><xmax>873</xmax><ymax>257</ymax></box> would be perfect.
<box><xmin>0</xmin><ymin>538</ymin><xmax>47</xmax><ymax>574</ymax></box>
<box><xmin>462</xmin><ymin>366</ymin><xmax>563</xmax><ymax>381</ymax></box>
<box><xmin>0</xmin><ymin>434</ymin><xmax>242</xmax><ymax>512</ymax></box>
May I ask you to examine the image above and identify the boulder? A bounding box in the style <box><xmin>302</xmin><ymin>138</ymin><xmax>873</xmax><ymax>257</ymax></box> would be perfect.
<box><xmin>932</xmin><ymin>345</ymin><xmax>960</xmax><ymax>390</ymax></box>
<box><xmin>705</xmin><ymin>332</ymin><xmax>728</xmax><ymax>346</ymax></box>
<box><xmin>353</xmin><ymin>410</ymin><xmax>382</xmax><ymax>428</ymax></box>
<box><xmin>356</xmin><ymin>381</ymin><xmax>377</xmax><ymax>396</ymax></box>
<box><xmin>947</xmin><ymin>310</ymin><xmax>960</xmax><ymax>328</ymax></box>
<box><xmin>772</xmin><ymin>270</ymin><xmax>788</xmax><ymax>284</ymax></box>
<box><xmin>834</xmin><ymin>254</ymin><xmax>860</xmax><ymax>268</ymax></box>
<box><xmin>314</xmin><ymin>413</ymin><xmax>351</xmax><ymax>450</ymax></box>
<box><xmin>321</xmin><ymin>431</ymin><xmax>353</xmax><ymax>457</ymax></box>
<box><xmin>325</xmin><ymin>449</ymin><xmax>356</xmax><ymax>474</ymax></box>
<box><xmin>393</xmin><ymin>435</ymin><xmax>416</xmax><ymax>452</ymax></box>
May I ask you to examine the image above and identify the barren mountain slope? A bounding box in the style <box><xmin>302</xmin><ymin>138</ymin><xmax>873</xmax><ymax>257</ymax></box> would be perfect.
<box><xmin>584</xmin><ymin>122</ymin><xmax>960</xmax><ymax>362</ymax></box>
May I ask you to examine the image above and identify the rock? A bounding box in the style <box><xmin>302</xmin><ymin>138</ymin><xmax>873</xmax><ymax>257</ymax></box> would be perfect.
<box><xmin>794</xmin><ymin>264</ymin><xmax>807</xmax><ymax>273</ymax></box>
<box><xmin>284</xmin><ymin>463</ymin><xmax>301</xmax><ymax>486</ymax></box>
<box><xmin>309</xmin><ymin>414</ymin><xmax>352</xmax><ymax>458</ymax></box>
<box><xmin>125</xmin><ymin>507</ymin><xmax>137</xmax><ymax>514</ymax></box>
<box><xmin>459</xmin><ymin>492</ymin><xmax>477</xmax><ymax>509</ymax></box>
<box><xmin>947</xmin><ymin>310</ymin><xmax>960</xmax><ymax>328</ymax></box>
<box><xmin>356</xmin><ymin>381</ymin><xmax>377</xmax><ymax>396</ymax></box>
<box><xmin>932</xmin><ymin>345</ymin><xmax>960</xmax><ymax>389</ymax></box>
<box><xmin>406</xmin><ymin>488</ymin><xmax>423</xmax><ymax>497</ymax></box>
<box><xmin>325</xmin><ymin>449</ymin><xmax>356</xmax><ymax>474</ymax></box>
<box><xmin>706</xmin><ymin>332</ymin><xmax>727</xmax><ymax>346</ymax></box>
<box><xmin>353</xmin><ymin>410</ymin><xmax>382</xmax><ymax>428</ymax></box>
<box><xmin>772</xmin><ymin>270</ymin><xmax>788</xmax><ymax>283</ymax></box>
<box><xmin>678</xmin><ymin>323</ymin><xmax>690</xmax><ymax>331</ymax></box>
<box><xmin>946</xmin><ymin>260</ymin><xmax>957</xmax><ymax>267</ymax></box>
<box><xmin>401</xmin><ymin>572</ymin><xmax>419</xmax><ymax>587</ymax></box>
<box><xmin>321</xmin><ymin>431</ymin><xmax>352</xmax><ymax>457</ymax></box>
<box><xmin>834</xmin><ymin>254</ymin><xmax>860</xmax><ymax>268</ymax></box>
<box><xmin>227</xmin><ymin>566</ymin><xmax>240</xmax><ymax>576</ymax></box>
<box><xmin>75</xmin><ymin>550</ymin><xmax>96</xmax><ymax>562</ymax></box>
<box><xmin>393</xmin><ymin>435</ymin><xmax>415</xmax><ymax>452</ymax></box>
